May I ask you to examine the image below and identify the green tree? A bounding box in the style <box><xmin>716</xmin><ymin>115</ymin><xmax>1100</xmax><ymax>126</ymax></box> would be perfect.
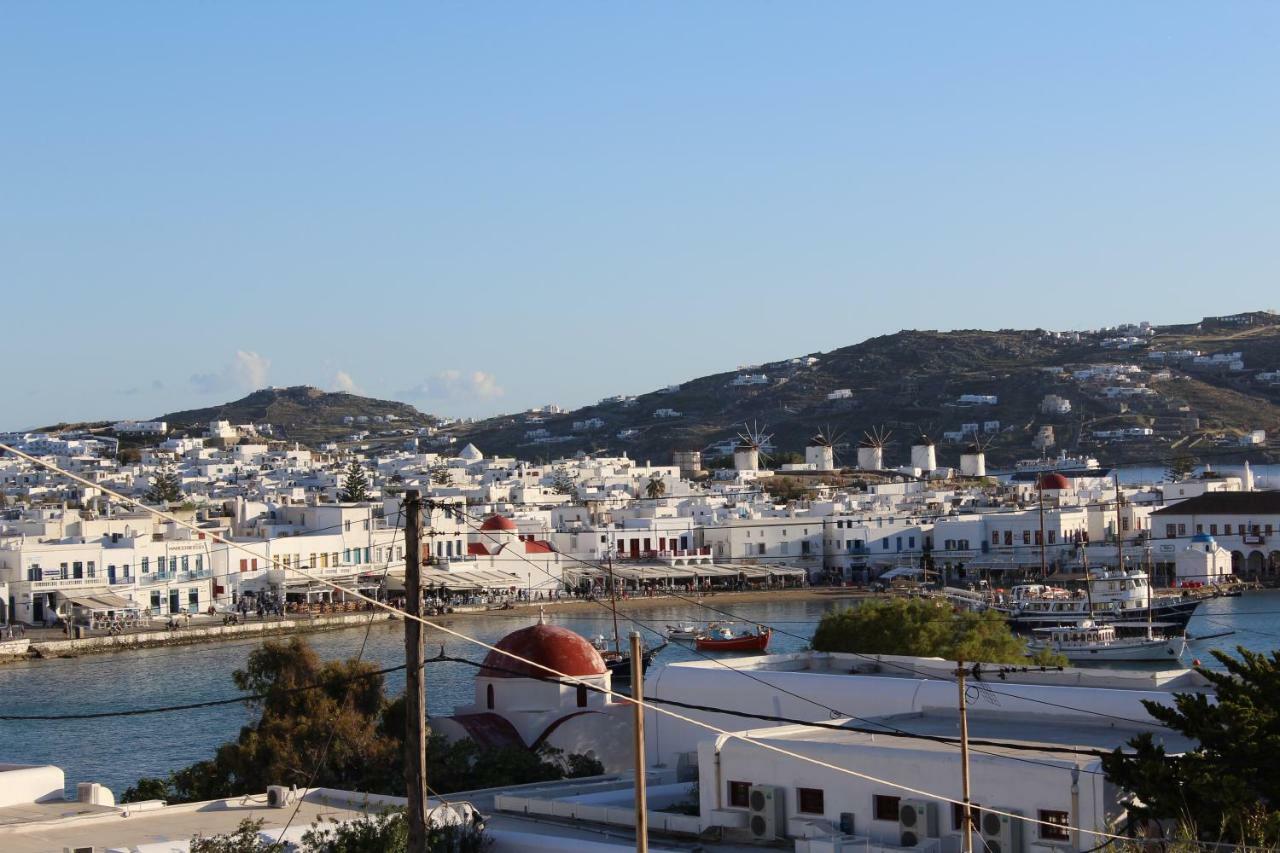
<box><xmin>811</xmin><ymin>598</ymin><xmax>1065</xmax><ymax>666</ymax></box>
<box><xmin>549</xmin><ymin>467</ymin><xmax>578</xmax><ymax>496</ymax></box>
<box><xmin>644</xmin><ymin>474</ymin><xmax>666</xmax><ymax>500</ymax></box>
<box><xmin>1101</xmin><ymin>648</ymin><xmax>1280</xmax><ymax>844</ymax></box>
<box><xmin>124</xmin><ymin>638</ymin><xmax>603</xmax><ymax>806</ymax></box>
<box><xmin>1167</xmin><ymin>455</ymin><xmax>1197</xmax><ymax>482</ymax></box>
<box><xmin>144</xmin><ymin>466</ymin><xmax>183</xmax><ymax>504</ymax></box>
<box><xmin>190</xmin><ymin>818</ymin><xmax>271</xmax><ymax>853</ymax></box>
<box><xmin>339</xmin><ymin>461</ymin><xmax>371</xmax><ymax>503</ymax></box>
<box><xmin>429</xmin><ymin>466</ymin><xmax>453</xmax><ymax>487</ymax></box>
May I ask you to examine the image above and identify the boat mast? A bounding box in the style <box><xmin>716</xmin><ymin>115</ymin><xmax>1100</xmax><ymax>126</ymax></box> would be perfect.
<box><xmin>607</xmin><ymin>536</ymin><xmax>622</xmax><ymax>657</ymax></box>
<box><xmin>1082</xmin><ymin>547</ymin><xmax>1095</xmax><ymax>619</ymax></box>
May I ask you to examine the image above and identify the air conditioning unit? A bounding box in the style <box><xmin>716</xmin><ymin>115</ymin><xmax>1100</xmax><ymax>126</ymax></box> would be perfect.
<box><xmin>980</xmin><ymin>809</ymin><xmax>1023</xmax><ymax>853</ymax></box>
<box><xmin>266</xmin><ymin>785</ymin><xmax>291</xmax><ymax>808</ymax></box>
<box><xmin>63</xmin><ymin>847</ymin><xmax>95</xmax><ymax>853</ymax></box>
<box><xmin>898</xmin><ymin>799</ymin><xmax>939</xmax><ymax>847</ymax></box>
<box><xmin>747</xmin><ymin>784</ymin><xmax>784</xmax><ymax>841</ymax></box>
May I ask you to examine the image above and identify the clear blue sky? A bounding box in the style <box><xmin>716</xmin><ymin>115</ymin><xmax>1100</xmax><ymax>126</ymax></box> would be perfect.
<box><xmin>3</xmin><ymin>3</ymin><xmax>1278</xmax><ymax>430</ymax></box>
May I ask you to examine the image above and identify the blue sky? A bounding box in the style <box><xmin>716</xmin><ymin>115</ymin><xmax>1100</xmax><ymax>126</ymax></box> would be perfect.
<box><xmin>3</xmin><ymin>3</ymin><xmax>1278</xmax><ymax>430</ymax></box>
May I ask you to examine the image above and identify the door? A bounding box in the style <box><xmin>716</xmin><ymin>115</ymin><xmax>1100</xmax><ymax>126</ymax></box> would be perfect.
<box><xmin>169</xmin><ymin>590</ymin><xmax>180</xmax><ymax>614</ymax></box>
<box><xmin>107</xmin><ymin>565</ymin><xmax>117</xmax><ymax>585</ymax></box>
<box><xmin>32</xmin><ymin>595</ymin><xmax>44</xmax><ymax>624</ymax></box>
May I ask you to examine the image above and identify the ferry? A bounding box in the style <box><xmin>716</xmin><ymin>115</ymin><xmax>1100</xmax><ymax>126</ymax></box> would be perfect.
<box><xmin>1012</xmin><ymin>453</ymin><xmax>1100</xmax><ymax>473</ymax></box>
<box><xmin>993</xmin><ymin>569</ymin><xmax>1202</xmax><ymax>631</ymax></box>
<box><xmin>1027</xmin><ymin>620</ymin><xmax>1186</xmax><ymax>662</ymax></box>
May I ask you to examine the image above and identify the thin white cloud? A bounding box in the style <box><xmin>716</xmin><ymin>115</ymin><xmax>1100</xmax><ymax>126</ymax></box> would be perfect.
<box><xmin>401</xmin><ymin>369</ymin><xmax>505</xmax><ymax>402</ymax></box>
<box><xmin>332</xmin><ymin>370</ymin><xmax>361</xmax><ymax>394</ymax></box>
<box><xmin>190</xmin><ymin>350</ymin><xmax>271</xmax><ymax>394</ymax></box>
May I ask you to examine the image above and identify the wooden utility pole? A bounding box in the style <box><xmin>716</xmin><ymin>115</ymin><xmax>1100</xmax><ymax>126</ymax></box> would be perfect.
<box><xmin>957</xmin><ymin>660</ymin><xmax>975</xmax><ymax>853</ymax></box>
<box><xmin>1037</xmin><ymin>479</ymin><xmax>1048</xmax><ymax>577</ymax></box>
<box><xmin>630</xmin><ymin>631</ymin><xmax>649</xmax><ymax>853</ymax></box>
<box><xmin>403</xmin><ymin>490</ymin><xmax>429</xmax><ymax>853</ymax></box>
<box><xmin>1114</xmin><ymin>475</ymin><xmax>1125</xmax><ymax>574</ymax></box>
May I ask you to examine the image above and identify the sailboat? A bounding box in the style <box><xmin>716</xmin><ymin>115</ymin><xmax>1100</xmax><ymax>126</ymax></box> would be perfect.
<box><xmin>593</xmin><ymin>550</ymin><xmax>667</xmax><ymax>685</ymax></box>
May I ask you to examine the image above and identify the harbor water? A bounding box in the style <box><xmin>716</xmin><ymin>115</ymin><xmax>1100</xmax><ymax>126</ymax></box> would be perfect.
<box><xmin>0</xmin><ymin>593</ymin><xmax>1275</xmax><ymax>796</ymax></box>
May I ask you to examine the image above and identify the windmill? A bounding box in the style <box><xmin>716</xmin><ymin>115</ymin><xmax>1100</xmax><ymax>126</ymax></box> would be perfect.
<box><xmin>857</xmin><ymin>426</ymin><xmax>892</xmax><ymax>471</ymax></box>
<box><xmin>806</xmin><ymin>424</ymin><xmax>846</xmax><ymax>471</ymax></box>
<box><xmin>960</xmin><ymin>433</ymin><xmax>992</xmax><ymax>478</ymax></box>
<box><xmin>910</xmin><ymin>421</ymin><xmax>939</xmax><ymax>472</ymax></box>
<box><xmin>734</xmin><ymin>421</ymin><xmax>773</xmax><ymax>472</ymax></box>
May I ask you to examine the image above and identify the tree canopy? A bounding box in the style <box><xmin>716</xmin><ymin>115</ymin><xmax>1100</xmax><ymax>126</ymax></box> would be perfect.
<box><xmin>123</xmin><ymin>638</ymin><xmax>602</xmax><ymax>805</ymax></box>
<box><xmin>1102</xmin><ymin>647</ymin><xmax>1280</xmax><ymax>844</ymax></box>
<box><xmin>144</xmin><ymin>465</ymin><xmax>183</xmax><ymax>504</ymax></box>
<box><xmin>339</xmin><ymin>461</ymin><xmax>371</xmax><ymax>502</ymax></box>
<box><xmin>811</xmin><ymin>598</ymin><xmax>1064</xmax><ymax>666</ymax></box>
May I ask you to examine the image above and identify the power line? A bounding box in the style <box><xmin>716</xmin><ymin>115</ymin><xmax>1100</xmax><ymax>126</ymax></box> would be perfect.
<box><xmin>0</xmin><ymin>444</ymin><xmax>1233</xmax><ymax>847</ymax></box>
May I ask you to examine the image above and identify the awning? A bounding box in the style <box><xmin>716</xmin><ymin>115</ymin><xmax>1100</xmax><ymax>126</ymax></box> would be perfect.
<box><xmin>63</xmin><ymin>589</ymin><xmax>139</xmax><ymax>611</ymax></box>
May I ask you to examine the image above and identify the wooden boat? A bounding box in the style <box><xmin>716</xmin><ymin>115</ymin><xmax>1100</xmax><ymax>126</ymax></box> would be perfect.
<box><xmin>666</xmin><ymin>621</ymin><xmax>723</xmax><ymax>641</ymax></box>
<box><xmin>1026</xmin><ymin>620</ymin><xmax>1185</xmax><ymax>662</ymax></box>
<box><xmin>595</xmin><ymin>637</ymin><xmax>668</xmax><ymax>684</ymax></box>
<box><xmin>695</xmin><ymin>626</ymin><xmax>771</xmax><ymax>652</ymax></box>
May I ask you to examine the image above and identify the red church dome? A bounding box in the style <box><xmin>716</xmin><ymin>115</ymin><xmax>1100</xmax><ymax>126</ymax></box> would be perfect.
<box><xmin>1038</xmin><ymin>472</ymin><xmax>1071</xmax><ymax>491</ymax></box>
<box><xmin>479</xmin><ymin>624</ymin><xmax>608</xmax><ymax>680</ymax></box>
<box><xmin>479</xmin><ymin>514</ymin><xmax>518</xmax><ymax>532</ymax></box>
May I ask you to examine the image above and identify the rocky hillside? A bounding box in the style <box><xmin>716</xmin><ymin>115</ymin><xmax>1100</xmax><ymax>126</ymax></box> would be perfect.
<box><xmin>448</xmin><ymin>312</ymin><xmax>1280</xmax><ymax>468</ymax></box>
<box><xmin>158</xmin><ymin>386</ymin><xmax>437</xmax><ymax>446</ymax></box>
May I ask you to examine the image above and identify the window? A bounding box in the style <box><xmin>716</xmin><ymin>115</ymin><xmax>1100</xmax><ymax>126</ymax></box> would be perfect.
<box><xmin>1038</xmin><ymin>810</ymin><xmax>1070</xmax><ymax>841</ymax></box>
<box><xmin>1210</xmin><ymin>524</ymin><xmax>1218</xmax><ymax>535</ymax></box>
<box><xmin>1166</xmin><ymin>524</ymin><xmax>1177</xmax><ymax>539</ymax></box>
<box><xmin>780</xmin><ymin>542</ymin><xmax>790</xmax><ymax>555</ymax></box>
<box><xmin>1022</xmin><ymin>530</ymin><xmax>1031</xmax><ymax>545</ymax></box>
<box><xmin>486</xmin><ymin>684</ymin><xmax>494</xmax><ymax>710</ymax></box>
<box><xmin>797</xmin><ymin>787</ymin><xmax>825</xmax><ymax>815</ymax></box>
<box><xmin>873</xmin><ymin>795</ymin><xmax>900</xmax><ymax>822</ymax></box>
<box><xmin>991</xmin><ymin>531</ymin><xmax>999</xmax><ymax>545</ymax></box>
<box><xmin>728</xmin><ymin>781</ymin><xmax>751</xmax><ymax>808</ymax></box>
<box><xmin>757</xmin><ymin>543</ymin><xmax>765</xmax><ymax>555</ymax></box>
<box><xmin>576</xmin><ymin>684</ymin><xmax>588</xmax><ymax>708</ymax></box>
<box><xmin>1048</xmin><ymin>530</ymin><xmax>1057</xmax><ymax>544</ymax></box>
<box><xmin>1004</xmin><ymin>531</ymin><xmax>1012</xmax><ymax>546</ymax></box>
<box><xmin>1178</xmin><ymin>524</ymin><xmax>1186</xmax><ymax>536</ymax></box>
<box><xmin>1224</xmin><ymin>524</ymin><xmax>1233</xmax><ymax>535</ymax></box>
<box><xmin>1124</xmin><ymin>518</ymin><xmax>1132</xmax><ymax>532</ymax></box>
<box><xmin>141</xmin><ymin>558</ymin><xmax>149</xmax><ymax>573</ymax></box>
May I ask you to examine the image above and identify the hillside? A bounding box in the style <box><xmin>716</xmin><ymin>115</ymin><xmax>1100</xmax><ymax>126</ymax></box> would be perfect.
<box><xmin>157</xmin><ymin>386</ymin><xmax>437</xmax><ymax>446</ymax></box>
<box><xmin>448</xmin><ymin>311</ymin><xmax>1280</xmax><ymax>468</ymax></box>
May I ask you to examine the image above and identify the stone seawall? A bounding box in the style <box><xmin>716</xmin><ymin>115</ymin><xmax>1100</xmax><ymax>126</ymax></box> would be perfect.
<box><xmin>24</xmin><ymin>613</ymin><xmax>392</xmax><ymax>660</ymax></box>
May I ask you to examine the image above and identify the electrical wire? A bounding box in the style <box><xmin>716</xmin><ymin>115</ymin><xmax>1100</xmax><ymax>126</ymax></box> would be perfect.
<box><xmin>0</xmin><ymin>445</ymin><xmax>1246</xmax><ymax>847</ymax></box>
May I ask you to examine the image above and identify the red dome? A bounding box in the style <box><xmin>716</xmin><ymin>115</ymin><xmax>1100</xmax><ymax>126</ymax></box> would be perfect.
<box><xmin>480</xmin><ymin>624</ymin><xmax>607</xmax><ymax>679</ymax></box>
<box><xmin>1038</xmin><ymin>473</ymin><xmax>1071</xmax><ymax>490</ymax></box>
<box><xmin>480</xmin><ymin>514</ymin><xmax>518</xmax><ymax>532</ymax></box>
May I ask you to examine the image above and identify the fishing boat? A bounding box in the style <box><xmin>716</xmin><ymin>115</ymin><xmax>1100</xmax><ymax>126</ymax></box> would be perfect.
<box><xmin>666</xmin><ymin>621</ymin><xmax>723</xmax><ymax>641</ymax></box>
<box><xmin>592</xmin><ymin>635</ymin><xmax>668</xmax><ymax>683</ymax></box>
<box><xmin>694</xmin><ymin>626</ymin><xmax>771</xmax><ymax>652</ymax></box>
<box><xmin>994</xmin><ymin>569</ymin><xmax>1201</xmax><ymax>631</ymax></box>
<box><xmin>1026</xmin><ymin>620</ymin><xmax>1186</xmax><ymax>662</ymax></box>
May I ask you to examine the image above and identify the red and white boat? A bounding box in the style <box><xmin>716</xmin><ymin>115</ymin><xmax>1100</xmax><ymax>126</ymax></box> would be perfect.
<box><xmin>694</xmin><ymin>626</ymin><xmax>771</xmax><ymax>652</ymax></box>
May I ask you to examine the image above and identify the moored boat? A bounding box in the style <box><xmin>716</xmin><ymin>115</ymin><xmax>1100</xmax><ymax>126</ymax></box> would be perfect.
<box><xmin>1026</xmin><ymin>620</ymin><xmax>1185</xmax><ymax>662</ymax></box>
<box><xmin>995</xmin><ymin>569</ymin><xmax>1201</xmax><ymax>631</ymax></box>
<box><xmin>694</xmin><ymin>626</ymin><xmax>771</xmax><ymax>652</ymax></box>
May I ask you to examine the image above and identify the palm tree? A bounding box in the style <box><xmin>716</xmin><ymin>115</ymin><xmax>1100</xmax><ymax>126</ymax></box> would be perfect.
<box><xmin>645</xmin><ymin>474</ymin><xmax>667</xmax><ymax>500</ymax></box>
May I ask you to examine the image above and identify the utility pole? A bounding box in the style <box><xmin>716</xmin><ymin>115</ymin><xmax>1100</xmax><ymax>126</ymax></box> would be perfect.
<box><xmin>956</xmin><ymin>659</ymin><xmax>975</xmax><ymax>853</ymax></box>
<box><xmin>1114</xmin><ymin>475</ymin><xmax>1125</xmax><ymax>574</ymax></box>
<box><xmin>630</xmin><ymin>631</ymin><xmax>649</xmax><ymax>853</ymax></box>
<box><xmin>1037</xmin><ymin>478</ymin><xmax>1047</xmax><ymax>577</ymax></box>
<box><xmin>403</xmin><ymin>490</ymin><xmax>429</xmax><ymax>853</ymax></box>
